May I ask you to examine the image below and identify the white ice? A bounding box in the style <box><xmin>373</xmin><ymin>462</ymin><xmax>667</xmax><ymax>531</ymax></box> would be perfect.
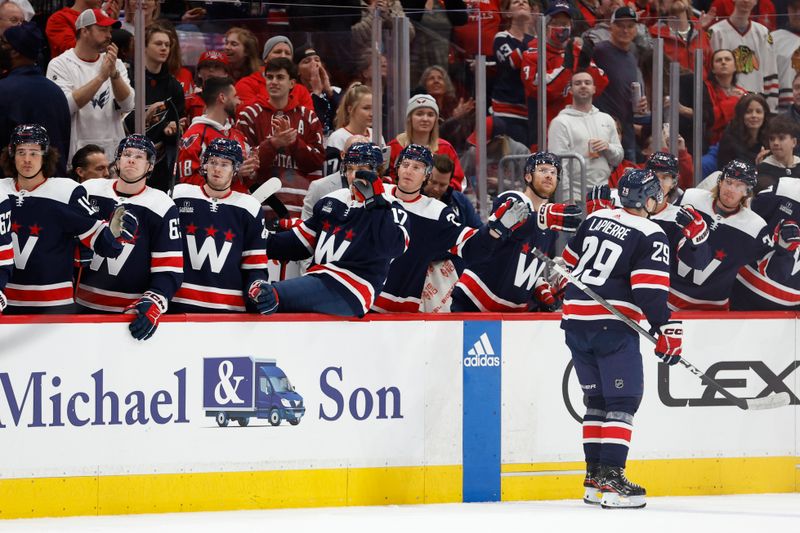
<box><xmin>0</xmin><ymin>494</ymin><xmax>798</xmax><ymax>533</ymax></box>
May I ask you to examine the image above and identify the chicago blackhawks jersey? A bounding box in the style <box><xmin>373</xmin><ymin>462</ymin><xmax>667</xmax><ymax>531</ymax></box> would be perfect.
<box><xmin>171</xmin><ymin>183</ymin><xmax>269</xmax><ymax>312</ymax></box>
<box><xmin>770</xmin><ymin>28</ymin><xmax>800</xmax><ymax>111</ymax></box>
<box><xmin>76</xmin><ymin>179</ymin><xmax>183</xmax><ymax>312</ymax></box>
<box><xmin>267</xmin><ymin>188</ymin><xmax>410</xmax><ymax>317</ymax></box>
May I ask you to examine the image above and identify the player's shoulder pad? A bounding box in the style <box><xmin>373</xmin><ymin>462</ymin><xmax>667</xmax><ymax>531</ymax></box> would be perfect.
<box><xmin>649</xmin><ymin>203</ymin><xmax>681</xmax><ymax>223</ymax></box>
<box><xmin>680</xmin><ymin>188</ymin><xmax>714</xmax><ymax>216</ymax></box>
<box><xmin>0</xmin><ymin>177</ymin><xmax>15</xmax><ymax>197</ymax></box>
<box><xmin>320</xmin><ymin>187</ymin><xmax>351</xmax><ymax>203</ymax></box>
<box><xmin>727</xmin><ymin>206</ymin><xmax>768</xmax><ymax>238</ymax></box>
<box><xmin>400</xmin><ymin>194</ymin><xmax>450</xmax><ymax>221</ymax></box>
<box><xmin>227</xmin><ymin>190</ymin><xmax>263</xmax><ymax>218</ymax></box>
<box><xmin>135</xmin><ymin>187</ymin><xmax>180</xmax><ymax>218</ymax></box>
<box><xmin>497</xmin><ymin>190</ymin><xmax>532</xmax><ymax>209</ymax></box>
<box><xmin>775</xmin><ymin>177</ymin><xmax>800</xmax><ymax>202</ymax></box>
<box><xmin>170</xmin><ymin>182</ymin><xmax>200</xmax><ymax>200</ymax></box>
<box><xmin>42</xmin><ymin>176</ymin><xmax>83</xmax><ymax>204</ymax></box>
<box><xmin>595</xmin><ymin>208</ymin><xmax>666</xmax><ymax>237</ymax></box>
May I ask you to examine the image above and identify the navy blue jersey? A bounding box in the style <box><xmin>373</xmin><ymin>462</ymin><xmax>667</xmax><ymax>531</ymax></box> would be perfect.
<box><xmin>373</xmin><ymin>185</ymin><xmax>493</xmax><ymax>313</ymax></box>
<box><xmin>561</xmin><ymin>208</ymin><xmax>671</xmax><ymax>333</ymax></box>
<box><xmin>492</xmin><ymin>30</ymin><xmax>533</xmax><ymax>120</ymax></box>
<box><xmin>731</xmin><ymin>178</ymin><xmax>800</xmax><ymax>310</ymax></box>
<box><xmin>649</xmin><ymin>203</ymin><xmax>712</xmax><ymax>271</ymax></box>
<box><xmin>0</xmin><ymin>190</ymin><xmax>11</xmax><ymax>291</ymax></box>
<box><xmin>452</xmin><ymin>191</ymin><xmax>557</xmax><ymax>311</ymax></box>
<box><xmin>0</xmin><ymin>177</ymin><xmax>122</xmax><ymax>310</ymax></box>
<box><xmin>670</xmin><ymin>188</ymin><xmax>776</xmax><ymax>310</ymax></box>
<box><xmin>171</xmin><ymin>183</ymin><xmax>269</xmax><ymax>312</ymax></box>
<box><xmin>267</xmin><ymin>188</ymin><xmax>409</xmax><ymax>316</ymax></box>
<box><xmin>76</xmin><ymin>179</ymin><xmax>184</xmax><ymax>312</ymax></box>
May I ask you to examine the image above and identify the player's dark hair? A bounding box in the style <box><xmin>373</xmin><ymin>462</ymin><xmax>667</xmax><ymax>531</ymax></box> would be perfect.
<box><xmin>265</xmin><ymin>57</ymin><xmax>297</xmax><ymax>80</ymax></box>
<box><xmin>0</xmin><ymin>147</ymin><xmax>60</xmax><ymax>179</ymax></box>
<box><xmin>70</xmin><ymin>144</ymin><xmax>105</xmax><ymax>181</ymax></box>
<box><xmin>432</xmin><ymin>153</ymin><xmax>455</xmax><ymax>176</ymax></box>
<box><xmin>201</xmin><ymin>76</ymin><xmax>235</xmax><ymax>106</ymax></box>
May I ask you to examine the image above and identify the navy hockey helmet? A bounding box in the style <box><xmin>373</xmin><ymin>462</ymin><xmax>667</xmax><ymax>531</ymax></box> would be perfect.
<box><xmin>645</xmin><ymin>151</ymin><xmax>679</xmax><ymax>177</ymax></box>
<box><xmin>719</xmin><ymin>159</ymin><xmax>757</xmax><ymax>193</ymax></box>
<box><xmin>200</xmin><ymin>138</ymin><xmax>244</xmax><ymax>176</ymax></box>
<box><xmin>342</xmin><ymin>142</ymin><xmax>383</xmax><ymax>172</ymax></box>
<box><xmin>396</xmin><ymin>143</ymin><xmax>434</xmax><ymax>176</ymax></box>
<box><xmin>618</xmin><ymin>168</ymin><xmax>663</xmax><ymax>209</ymax></box>
<box><xmin>115</xmin><ymin>134</ymin><xmax>156</xmax><ymax>164</ymax></box>
<box><xmin>9</xmin><ymin>124</ymin><xmax>49</xmax><ymax>155</ymax></box>
<box><xmin>524</xmin><ymin>151</ymin><xmax>562</xmax><ymax>179</ymax></box>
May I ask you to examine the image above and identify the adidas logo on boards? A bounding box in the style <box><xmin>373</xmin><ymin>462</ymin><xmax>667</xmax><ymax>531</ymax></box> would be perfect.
<box><xmin>464</xmin><ymin>333</ymin><xmax>500</xmax><ymax>367</ymax></box>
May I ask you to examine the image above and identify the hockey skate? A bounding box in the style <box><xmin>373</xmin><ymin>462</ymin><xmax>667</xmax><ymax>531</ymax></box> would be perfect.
<box><xmin>583</xmin><ymin>463</ymin><xmax>602</xmax><ymax>505</ymax></box>
<box><xmin>598</xmin><ymin>465</ymin><xmax>646</xmax><ymax>509</ymax></box>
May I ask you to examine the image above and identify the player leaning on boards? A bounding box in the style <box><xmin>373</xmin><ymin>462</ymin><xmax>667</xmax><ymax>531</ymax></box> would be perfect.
<box><xmin>0</xmin><ymin>124</ymin><xmax>132</xmax><ymax>314</ymax></box>
<box><xmin>561</xmin><ymin>169</ymin><xmax>682</xmax><ymax>509</ymax></box>
<box><xmin>77</xmin><ymin>134</ymin><xmax>184</xmax><ymax>341</ymax></box>
<box><xmin>171</xmin><ymin>138</ymin><xmax>269</xmax><ymax>315</ymax></box>
<box><xmin>449</xmin><ymin>151</ymin><xmax>582</xmax><ymax>312</ymax></box>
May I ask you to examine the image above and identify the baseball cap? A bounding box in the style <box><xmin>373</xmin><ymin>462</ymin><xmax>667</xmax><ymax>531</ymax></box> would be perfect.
<box><xmin>293</xmin><ymin>44</ymin><xmax>319</xmax><ymax>65</ymax></box>
<box><xmin>406</xmin><ymin>94</ymin><xmax>439</xmax><ymax>117</ymax></box>
<box><xmin>3</xmin><ymin>21</ymin><xmax>43</xmax><ymax>60</ymax></box>
<box><xmin>545</xmin><ymin>0</ymin><xmax>572</xmax><ymax>17</ymax></box>
<box><xmin>75</xmin><ymin>8</ymin><xmax>122</xmax><ymax>30</ymax></box>
<box><xmin>610</xmin><ymin>6</ymin><xmax>638</xmax><ymax>23</ymax></box>
<box><xmin>198</xmin><ymin>50</ymin><xmax>229</xmax><ymax>67</ymax></box>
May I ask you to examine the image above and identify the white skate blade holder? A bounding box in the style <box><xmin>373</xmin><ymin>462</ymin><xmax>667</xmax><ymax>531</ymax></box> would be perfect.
<box><xmin>583</xmin><ymin>487</ymin><xmax>602</xmax><ymax>505</ymax></box>
<box><xmin>601</xmin><ymin>492</ymin><xmax>646</xmax><ymax>509</ymax></box>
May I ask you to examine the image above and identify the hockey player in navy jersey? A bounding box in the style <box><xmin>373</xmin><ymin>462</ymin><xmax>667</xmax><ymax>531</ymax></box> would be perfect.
<box><xmin>172</xmin><ymin>138</ymin><xmax>269</xmax><ymax>313</ymax></box>
<box><xmin>77</xmin><ymin>134</ymin><xmax>184</xmax><ymax>341</ymax></box>
<box><xmin>449</xmin><ymin>152</ymin><xmax>582</xmax><ymax>312</ymax></box>
<box><xmin>372</xmin><ymin>144</ymin><xmax>532</xmax><ymax>313</ymax></box>
<box><xmin>252</xmin><ymin>149</ymin><xmax>410</xmax><ymax>317</ymax></box>
<box><xmin>670</xmin><ymin>160</ymin><xmax>797</xmax><ymax>310</ymax></box>
<box><xmin>562</xmin><ymin>169</ymin><xmax>681</xmax><ymax>509</ymax></box>
<box><xmin>0</xmin><ymin>188</ymin><xmax>11</xmax><ymax>313</ymax></box>
<box><xmin>0</xmin><ymin>124</ymin><xmax>133</xmax><ymax>314</ymax></box>
<box><xmin>731</xmin><ymin>175</ymin><xmax>800</xmax><ymax>309</ymax></box>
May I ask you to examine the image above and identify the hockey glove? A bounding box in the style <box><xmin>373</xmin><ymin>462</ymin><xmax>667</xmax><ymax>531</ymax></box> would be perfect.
<box><xmin>651</xmin><ymin>321</ymin><xmax>683</xmax><ymax>365</ymax></box>
<box><xmin>248</xmin><ymin>279</ymin><xmax>279</xmax><ymax>315</ymax></box>
<box><xmin>562</xmin><ymin>38</ymin><xmax>575</xmax><ymax>71</ymax></box>
<box><xmin>545</xmin><ymin>256</ymin><xmax>570</xmax><ymax>297</ymax></box>
<box><xmin>675</xmin><ymin>206</ymin><xmax>709</xmax><ymax>246</ymax></box>
<box><xmin>110</xmin><ymin>206</ymin><xmax>139</xmax><ymax>243</ymax></box>
<box><xmin>536</xmin><ymin>203</ymin><xmax>582</xmax><ymax>232</ymax></box>
<box><xmin>0</xmin><ymin>290</ymin><xmax>6</xmax><ymax>314</ymax></box>
<box><xmin>586</xmin><ymin>185</ymin><xmax>613</xmax><ymax>214</ymax></box>
<box><xmin>774</xmin><ymin>219</ymin><xmax>800</xmax><ymax>253</ymax></box>
<box><xmin>488</xmin><ymin>199</ymin><xmax>531</xmax><ymax>239</ymax></box>
<box><xmin>577</xmin><ymin>39</ymin><xmax>594</xmax><ymax>70</ymax></box>
<box><xmin>124</xmin><ymin>291</ymin><xmax>167</xmax><ymax>341</ymax></box>
<box><xmin>353</xmin><ymin>170</ymin><xmax>389</xmax><ymax>210</ymax></box>
<box><xmin>533</xmin><ymin>277</ymin><xmax>556</xmax><ymax>309</ymax></box>
<box><xmin>266</xmin><ymin>217</ymin><xmax>302</xmax><ymax>233</ymax></box>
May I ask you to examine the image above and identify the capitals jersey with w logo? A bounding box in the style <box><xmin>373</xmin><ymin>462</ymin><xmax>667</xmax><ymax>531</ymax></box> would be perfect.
<box><xmin>452</xmin><ymin>191</ymin><xmax>556</xmax><ymax>312</ymax></box>
<box><xmin>267</xmin><ymin>188</ymin><xmax>410</xmax><ymax>316</ymax></box>
<box><xmin>76</xmin><ymin>179</ymin><xmax>184</xmax><ymax>312</ymax></box>
<box><xmin>732</xmin><ymin>178</ymin><xmax>800</xmax><ymax>310</ymax></box>
<box><xmin>171</xmin><ymin>183</ymin><xmax>269</xmax><ymax>312</ymax></box>
<box><xmin>0</xmin><ymin>191</ymin><xmax>12</xmax><ymax>292</ymax></box>
<box><xmin>0</xmin><ymin>177</ymin><xmax>124</xmax><ymax>311</ymax></box>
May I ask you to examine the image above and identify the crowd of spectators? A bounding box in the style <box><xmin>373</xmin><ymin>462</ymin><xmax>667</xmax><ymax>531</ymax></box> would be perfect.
<box><xmin>3</xmin><ymin>0</ymin><xmax>800</xmax><ymax>317</ymax></box>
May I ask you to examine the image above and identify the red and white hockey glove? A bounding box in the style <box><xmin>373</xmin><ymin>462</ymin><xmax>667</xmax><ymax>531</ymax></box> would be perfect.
<box><xmin>488</xmin><ymin>199</ymin><xmax>530</xmax><ymax>239</ymax></box>
<box><xmin>533</xmin><ymin>277</ymin><xmax>556</xmax><ymax>308</ymax></box>
<box><xmin>586</xmin><ymin>185</ymin><xmax>613</xmax><ymax>214</ymax></box>
<box><xmin>0</xmin><ymin>290</ymin><xmax>7</xmax><ymax>314</ymax></box>
<box><xmin>651</xmin><ymin>321</ymin><xmax>683</xmax><ymax>365</ymax></box>
<box><xmin>774</xmin><ymin>219</ymin><xmax>800</xmax><ymax>253</ymax></box>
<box><xmin>536</xmin><ymin>203</ymin><xmax>582</xmax><ymax>232</ymax></box>
<box><xmin>353</xmin><ymin>170</ymin><xmax>389</xmax><ymax>209</ymax></box>
<box><xmin>546</xmin><ymin>257</ymin><xmax>570</xmax><ymax>297</ymax></box>
<box><xmin>675</xmin><ymin>206</ymin><xmax>709</xmax><ymax>246</ymax></box>
<box><xmin>248</xmin><ymin>279</ymin><xmax>279</xmax><ymax>315</ymax></box>
<box><xmin>124</xmin><ymin>291</ymin><xmax>167</xmax><ymax>341</ymax></box>
<box><xmin>110</xmin><ymin>206</ymin><xmax>139</xmax><ymax>243</ymax></box>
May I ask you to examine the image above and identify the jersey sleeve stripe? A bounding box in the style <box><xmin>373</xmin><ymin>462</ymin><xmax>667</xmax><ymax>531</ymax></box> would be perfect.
<box><xmin>292</xmin><ymin>222</ymin><xmax>317</xmax><ymax>252</ymax></box>
<box><xmin>668</xmin><ymin>287</ymin><xmax>729</xmax><ymax>310</ymax></box>
<box><xmin>736</xmin><ymin>264</ymin><xmax>800</xmax><ymax>306</ymax></box>
<box><xmin>307</xmin><ymin>263</ymin><xmax>374</xmax><ymax>314</ymax></box>
<box><xmin>173</xmin><ymin>284</ymin><xmax>246</xmax><ymax>311</ymax></box>
<box><xmin>78</xmin><ymin>220</ymin><xmax>107</xmax><ymax>249</ymax></box>
<box><xmin>241</xmin><ymin>252</ymin><xmax>268</xmax><ymax>269</ymax></box>
<box><xmin>450</xmin><ymin>227</ymin><xmax>478</xmax><ymax>257</ymax></box>
<box><xmin>562</xmin><ymin>245</ymin><xmax>579</xmax><ymax>267</ymax></box>
<box><xmin>455</xmin><ymin>270</ymin><xmax>528</xmax><ymax>312</ymax></box>
<box><xmin>0</xmin><ymin>244</ymin><xmax>12</xmax><ymax>265</ymax></box>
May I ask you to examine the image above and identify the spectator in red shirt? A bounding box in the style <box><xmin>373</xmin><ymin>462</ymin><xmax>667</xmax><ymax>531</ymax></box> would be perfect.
<box><xmin>705</xmin><ymin>48</ymin><xmax>748</xmax><ymax>146</ymax></box>
<box><xmin>710</xmin><ymin>0</ymin><xmax>776</xmax><ymax>31</ymax></box>
<box><xmin>184</xmin><ymin>50</ymin><xmax>230</xmax><ymax>121</ymax></box>
<box><xmin>46</xmin><ymin>0</ymin><xmax>103</xmax><ymax>59</ymax></box>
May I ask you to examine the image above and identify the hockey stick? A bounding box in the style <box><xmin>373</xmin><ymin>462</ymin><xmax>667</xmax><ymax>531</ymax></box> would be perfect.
<box><xmin>251</xmin><ymin>177</ymin><xmax>282</xmax><ymax>204</ymax></box>
<box><xmin>532</xmin><ymin>248</ymin><xmax>791</xmax><ymax>411</ymax></box>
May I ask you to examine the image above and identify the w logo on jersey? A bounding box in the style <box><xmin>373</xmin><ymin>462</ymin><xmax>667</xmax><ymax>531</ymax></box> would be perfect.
<box><xmin>91</xmin><ymin>89</ymin><xmax>111</xmax><ymax>109</ymax></box>
<box><xmin>314</xmin><ymin>231</ymin><xmax>350</xmax><ymax>264</ymax></box>
<box><xmin>677</xmin><ymin>257</ymin><xmax>722</xmax><ymax>285</ymax></box>
<box><xmin>89</xmin><ymin>244</ymin><xmax>135</xmax><ymax>276</ymax></box>
<box><xmin>514</xmin><ymin>252</ymin><xmax>544</xmax><ymax>291</ymax></box>
<box><xmin>186</xmin><ymin>234</ymin><xmax>233</xmax><ymax>273</ymax></box>
<box><xmin>11</xmin><ymin>233</ymin><xmax>37</xmax><ymax>270</ymax></box>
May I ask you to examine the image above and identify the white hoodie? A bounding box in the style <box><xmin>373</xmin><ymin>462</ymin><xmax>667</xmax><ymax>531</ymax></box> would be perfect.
<box><xmin>547</xmin><ymin>105</ymin><xmax>623</xmax><ymax>203</ymax></box>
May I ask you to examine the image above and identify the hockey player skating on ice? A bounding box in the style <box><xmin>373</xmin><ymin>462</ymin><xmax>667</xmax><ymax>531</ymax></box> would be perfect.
<box><xmin>252</xmin><ymin>147</ymin><xmax>410</xmax><ymax>317</ymax></box>
<box><xmin>171</xmin><ymin>138</ymin><xmax>269</xmax><ymax>314</ymax></box>
<box><xmin>561</xmin><ymin>169</ymin><xmax>682</xmax><ymax>509</ymax></box>
<box><xmin>0</xmin><ymin>124</ymin><xmax>134</xmax><ymax>314</ymax></box>
<box><xmin>373</xmin><ymin>144</ymin><xmax>531</xmax><ymax>312</ymax></box>
<box><xmin>77</xmin><ymin>134</ymin><xmax>184</xmax><ymax>341</ymax></box>
<box><xmin>450</xmin><ymin>151</ymin><xmax>582</xmax><ymax>312</ymax></box>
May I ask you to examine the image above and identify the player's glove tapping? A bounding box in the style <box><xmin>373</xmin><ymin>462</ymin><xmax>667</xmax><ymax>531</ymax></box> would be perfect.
<box><xmin>774</xmin><ymin>219</ymin><xmax>800</xmax><ymax>253</ymax></box>
<box><xmin>110</xmin><ymin>206</ymin><xmax>139</xmax><ymax>243</ymax></box>
<box><xmin>586</xmin><ymin>185</ymin><xmax>613</xmax><ymax>214</ymax></box>
<box><xmin>488</xmin><ymin>199</ymin><xmax>530</xmax><ymax>239</ymax></box>
<box><xmin>651</xmin><ymin>320</ymin><xmax>683</xmax><ymax>365</ymax></box>
<box><xmin>248</xmin><ymin>279</ymin><xmax>279</xmax><ymax>315</ymax></box>
<box><xmin>124</xmin><ymin>291</ymin><xmax>167</xmax><ymax>341</ymax></box>
<box><xmin>353</xmin><ymin>170</ymin><xmax>389</xmax><ymax>210</ymax></box>
<box><xmin>533</xmin><ymin>277</ymin><xmax>556</xmax><ymax>308</ymax></box>
<box><xmin>675</xmin><ymin>206</ymin><xmax>709</xmax><ymax>246</ymax></box>
<box><xmin>536</xmin><ymin>203</ymin><xmax>582</xmax><ymax>232</ymax></box>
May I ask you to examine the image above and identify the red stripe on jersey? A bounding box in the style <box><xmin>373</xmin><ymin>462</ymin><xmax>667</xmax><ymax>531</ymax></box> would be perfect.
<box><xmin>582</xmin><ymin>424</ymin><xmax>602</xmax><ymax>440</ymax></box>
<box><xmin>738</xmin><ymin>266</ymin><xmax>800</xmax><ymax>304</ymax></box>
<box><xmin>562</xmin><ymin>246</ymin><xmax>578</xmax><ymax>267</ymax></box>
<box><xmin>449</xmin><ymin>227</ymin><xmax>478</xmax><ymax>256</ymax></box>
<box><xmin>562</xmin><ymin>301</ymin><xmax>643</xmax><ymax>320</ymax></box>
<box><xmin>151</xmin><ymin>255</ymin><xmax>183</xmax><ymax>269</ymax></box>
<box><xmin>293</xmin><ymin>223</ymin><xmax>317</xmax><ymax>251</ymax></box>
<box><xmin>174</xmin><ymin>286</ymin><xmax>245</xmax><ymax>308</ymax></box>
<box><xmin>0</xmin><ymin>245</ymin><xmax>12</xmax><ymax>261</ymax></box>
<box><xmin>76</xmin><ymin>286</ymin><xmax>137</xmax><ymax>310</ymax></box>
<box><xmin>601</xmin><ymin>425</ymin><xmax>632</xmax><ymax>443</ymax></box>
<box><xmin>458</xmin><ymin>271</ymin><xmax>526</xmax><ymax>312</ymax></box>
<box><xmin>308</xmin><ymin>264</ymin><xmax>373</xmax><ymax>310</ymax></box>
<box><xmin>5</xmin><ymin>284</ymin><xmax>74</xmax><ymax>303</ymax></box>
<box><xmin>668</xmin><ymin>291</ymin><xmax>728</xmax><ymax>311</ymax></box>
<box><xmin>242</xmin><ymin>253</ymin><xmax>268</xmax><ymax>266</ymax></box>
<box><xmin>630</xmin><ymin>272</ymin><xmax>669</xmax><ymax>288</ymax></box>
<box><xmin>490</xmin><ymin>100</ymin><xmax>528</xmax><ymax>119</ymax></box>
<box><xmin>373</xmin><ymin>294</ymin><xmax>420</xmax><ymax>313</ymax></box>
<box><xmin>79</xmin><ymin>226</ymin><xmax>104</xmax><ymax>249</ymax></box>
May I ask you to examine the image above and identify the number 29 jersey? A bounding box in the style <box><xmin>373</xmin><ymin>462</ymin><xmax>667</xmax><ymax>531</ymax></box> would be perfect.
<box><xmin>561</xmin><ymin>208</ymin><xmax>672</xmax><ymax>334</ymax></box>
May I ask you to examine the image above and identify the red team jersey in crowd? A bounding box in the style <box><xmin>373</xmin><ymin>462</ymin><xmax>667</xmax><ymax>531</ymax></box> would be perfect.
<box><xmin>178</xmin><ymin>115</ymin><xmax>253</xmax><ymax>193</ymax></box>
<box><xmin>711</xmin><ymin>0</ymin><xmax>777</xmax><ymax>31</ymax></box>
<box><xmin>649</xmin><ymin>22</ymin><xmax>711</xmax><ymax>74</ymax></box>
<box><xmin>387</xmin><ymin>139</ymin><xmax>466</xmax><ymax>191</ymax></box>
<box><xmin>0</xmin><ymin>177</ymin><xmax>123</xmax><ymax>311</ymax></box>
<box><xmin>234</xmin><ymin>72</ymin><xmax>314</xmax><ymax>113</ymax></box>
<box><xmin>236</xmin><ymin>100</ymin><xmax>325</xmax><ymax>218</ymax></box>
<box><xmin>451</xmin><ymin>0</ymin><xmax>502</xmax><ymax>57</ymax></box>
<box><xmin>44</xmin><ymin>7</ymin><xmax>80</xmax><ymax>59</ymax></box>
<box><xmin>171</xmin><ymin>183</ymin><xmax>269</xmax><ymax>312</ymax></box>
<box><xmin>76</xmin><ymin>179</ymin><xmax>184</xmax><ymax>312</ymax></box>
<box><xmin>267</xmin><ymin>188</ymin><xmax>410</xmax><ymax>316</ymax></box>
